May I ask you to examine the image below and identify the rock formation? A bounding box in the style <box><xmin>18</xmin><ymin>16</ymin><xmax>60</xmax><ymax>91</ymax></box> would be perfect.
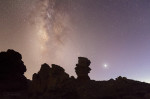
<box><xmin>29</xmin><ymin>63</ymin><xmax>70</xmax><ymax>99</ymax></box>
<box><xmin>75</xmin><ymin>57</ymin><xmax>91</xmax><ymax>80</ymax></box>
<box><xmin>0</xmin><ymin>49</ymin><xmax>28</xmax><ymax>98</ymax></box>
<box><xmin>1</xmin><ymin>49</ymin><xmax>150</xmax><ymax>99</ymax></box>
<box><xmin>28</xmin><ymin>57</ymin><xmax>150</xmax><ymax>99</ymax></box>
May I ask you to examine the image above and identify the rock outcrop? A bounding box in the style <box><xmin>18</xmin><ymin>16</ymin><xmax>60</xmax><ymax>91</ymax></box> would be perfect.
<box><xmin>0</xmin><ymin>49</ymin><xmax>28</xmax><ymax>98</ymax></box>
<box><xmin>29</xmin><ymin>63</ymin><xmax>70</xmax><ymax>99</ymax></box>
<box><xmin>1</xmin><ymin>49</ymin><xmax>150</xmax><ymax>99</ymax></box>
<box><xmin>28</xmin><ymin>57</ymin><xmax>150</xmax><ymax>99</ymax></box>
<box><xmin>75</xmin><ymin>57</ymin><xmax>91</xmax><ymax>80</ymax></box>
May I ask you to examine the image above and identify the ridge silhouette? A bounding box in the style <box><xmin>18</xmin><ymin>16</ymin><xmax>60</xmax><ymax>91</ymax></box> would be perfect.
<box><xmin>0</xmin><ymin>49</ymin><xmax>150</xmax><ymax>99</ymax></box>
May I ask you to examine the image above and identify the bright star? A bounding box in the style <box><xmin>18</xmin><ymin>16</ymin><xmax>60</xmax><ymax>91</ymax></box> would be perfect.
<box><xmin>104</xmin><ymin>64</ymin><xmax>108</xmax><ymax>68</ymax></box>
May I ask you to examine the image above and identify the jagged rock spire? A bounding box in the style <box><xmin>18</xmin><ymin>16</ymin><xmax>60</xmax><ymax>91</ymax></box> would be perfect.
<box><xmin>75</xmin><ymin>57</ymin><xmax>91</xmax><ymax>80</ymax></box>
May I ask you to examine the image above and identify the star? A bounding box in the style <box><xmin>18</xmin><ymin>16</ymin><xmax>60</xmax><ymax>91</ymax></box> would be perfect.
<box><xmin>104</xmin><ymin>64</ymin><xmax>108</xmax><ymax>68</ymax></box>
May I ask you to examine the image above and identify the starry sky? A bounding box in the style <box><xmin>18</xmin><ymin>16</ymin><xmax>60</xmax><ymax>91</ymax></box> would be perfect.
<box><xmin>1</xmin><ymin>0</ymin><xmax>150</xmax><ymax>83</ymax></box>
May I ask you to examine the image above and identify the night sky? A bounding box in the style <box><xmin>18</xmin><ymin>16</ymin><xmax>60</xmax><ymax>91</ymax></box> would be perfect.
<box><xmin>1</xmin><ymin>0</ymin><xmax>150</xmax><ymax>83</ymax></box>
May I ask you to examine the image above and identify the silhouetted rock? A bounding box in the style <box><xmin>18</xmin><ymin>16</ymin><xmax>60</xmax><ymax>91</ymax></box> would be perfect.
<box><xmin>75</xmin><ymin>57</ymin><xmax>91</xmax><ymax>80</ymax></box>
<box><xmin>29</xmin><ymin>63</ymin><xmax>70</xmax><ymax>99</ymax></box>
<box><xmin>1</xmin><ymin>49</ymin><xmax>150</xmax><ymax>99</ymax></box>
<box><xmin>27</xmin><ymin>57</ymin><xmax>150</xmax><ymax>99</ymax></box>
<box><xmin>0</xmin><ymin>49</ymin><xmax>28</xmax><ymax>99</ymax></box>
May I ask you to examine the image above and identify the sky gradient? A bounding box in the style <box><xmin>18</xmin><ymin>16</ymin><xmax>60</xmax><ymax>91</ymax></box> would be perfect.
<box><xmin>1</xmin><ymin>0</ymin><xmax>150</xmax><ymax>83</ymax></box>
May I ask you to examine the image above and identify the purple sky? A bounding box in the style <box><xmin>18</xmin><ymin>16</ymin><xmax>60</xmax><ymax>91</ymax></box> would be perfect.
<box><xmin>1</xmin><ymin>0</ymin><xmax>150</xmax><ymax>83</ymax></box>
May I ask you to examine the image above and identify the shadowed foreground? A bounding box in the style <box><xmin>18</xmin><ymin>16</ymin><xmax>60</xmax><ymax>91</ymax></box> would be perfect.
<box><xmin>1</xmin><ymin>49</ymin><xmax>150</xmax><ymax>99</ymax></box>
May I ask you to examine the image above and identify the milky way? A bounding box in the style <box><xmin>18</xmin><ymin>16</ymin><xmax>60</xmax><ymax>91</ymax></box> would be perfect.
<box><xmin>27</xmin><ymin>0</ymin><xmax>74</xmax><ymax>64</ymax></box>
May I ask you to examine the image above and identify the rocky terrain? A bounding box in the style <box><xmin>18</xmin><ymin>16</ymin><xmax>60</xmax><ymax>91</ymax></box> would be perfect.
<box><xmin>1</xmin><ymin>49</ymin><xmax>150</xmax><ymax>99</ymax></box>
